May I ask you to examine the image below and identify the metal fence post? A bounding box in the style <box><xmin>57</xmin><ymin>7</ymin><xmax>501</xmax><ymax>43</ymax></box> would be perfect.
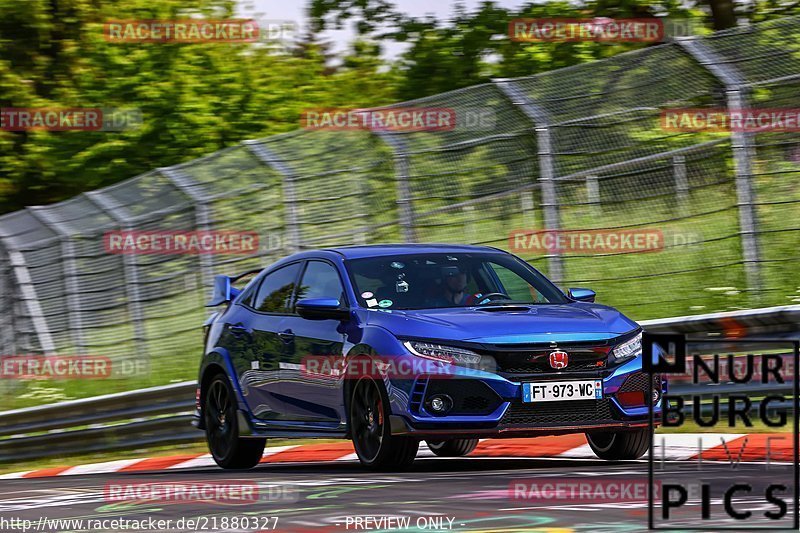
<box><xmin>84</xmin><ymin>192</ymin><xmax>148</xmax><ymax>358</ymax></box>
<box><xmin>3</xmin><ymin>248</ymin><xmax>56</xmax><ymax>354</ymax></box>
<box><xmin>0</xmin><ymin>244</ymin><xmax>23</xmax><ymax>395</ymax></box>
<box><xmin>158</xmin><ymin>167</ymin><xmax>216</xmax><ymax>290</ymax></box>
<box><xmin>26</xmin><ymin>207</ymin><xmax>86</xmax><ymax>354</ymax></box>
<box><xmin>494</xmin><ymin>79</ymin><xmax>564</xmax><ymax>283</ymax></box>
<box><xmin>375</xmin><ymin>133</ymin><xmax>416</xmax><ymax>243</ymax></box>
<box><xmin>673</xmin><ymin>155</ymin><xmax>689</xmax><ymax>209</ymax></box>
<box><xmin>521</xmin><ymin>192</ymin><xmax>536</xmax><ymax>229</ymax></box>
<box><xmin>586</xmin><ymin>176</ymin><xmax>600</xmax><ymax>217</ymax></box>
<box><xmin>243</xmin><ymin>142</ymin><xmax>302</xmax><ymax>253</ymax></box>
<box><xmin>676</xmin><ymin>38</ymin><xmax>763</xmax><ymax>297</ymax></box>
<box><xmin>0</xmin><ymin>246</ymin><xmax>17</xmax><ymax>355</ymax></box>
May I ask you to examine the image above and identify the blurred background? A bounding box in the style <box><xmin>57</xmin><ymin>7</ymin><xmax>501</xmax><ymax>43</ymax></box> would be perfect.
<box><xmin>0</xmin><ymin>0</ymin><xmax>798</xmax><ymax>411</ymax></box>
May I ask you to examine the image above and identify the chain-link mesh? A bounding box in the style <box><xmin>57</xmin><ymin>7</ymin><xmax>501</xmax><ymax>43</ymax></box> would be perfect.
<box><xmin>1</xmin><ymin>17</ymin><xmax>799</xmax><ymax>400</ymax></box>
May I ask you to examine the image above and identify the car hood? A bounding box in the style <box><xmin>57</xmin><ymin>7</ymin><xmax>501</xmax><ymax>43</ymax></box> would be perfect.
<box><xmin>362</xmin><ymin>303</ymin><xmax>638</xmax><ymax>344</ymax></box>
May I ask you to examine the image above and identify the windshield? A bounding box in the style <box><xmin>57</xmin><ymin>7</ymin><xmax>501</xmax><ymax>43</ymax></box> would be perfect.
<box><xmin>345</xmin><ymin>253</ymin><xmax>568</xmax><ymax>310</ymax></box>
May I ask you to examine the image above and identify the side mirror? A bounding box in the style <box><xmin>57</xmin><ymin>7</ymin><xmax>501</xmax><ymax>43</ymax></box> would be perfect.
<box><xmin>296</xmin><ymin>298</ymin><xmax>350</xmax><ymax>321</ymax></box>
<box><xmin>568</xmin><ymin>287</ymin><xmax>596</xmax><ymax>303</ymax></box>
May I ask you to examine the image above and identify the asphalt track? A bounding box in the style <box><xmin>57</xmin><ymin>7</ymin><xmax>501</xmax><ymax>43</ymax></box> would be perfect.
<box><xmin>0</xmin><ymin>455</ymin><xmax>795</xmax><ymax>533</ymax></box>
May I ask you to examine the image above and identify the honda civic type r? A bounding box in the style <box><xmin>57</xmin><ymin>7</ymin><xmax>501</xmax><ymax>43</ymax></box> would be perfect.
<box><xmin>195</xmin><ymin>244</ymin><xmax>664</xmax><ymax>470</ymax></box>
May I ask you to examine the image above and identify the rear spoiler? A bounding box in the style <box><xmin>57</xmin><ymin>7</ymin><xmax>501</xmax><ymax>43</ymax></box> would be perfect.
<box><xmin>205</xmin><ymin>268</ymin><xmax>262</xmax><ymax>307</ymax></box>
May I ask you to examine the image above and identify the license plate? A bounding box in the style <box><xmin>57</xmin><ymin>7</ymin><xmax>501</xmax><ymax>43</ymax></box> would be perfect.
<box><xmin>522</xmin><ymin>380</ymin><xmax>603</xmax><ymax>403</ymax></box>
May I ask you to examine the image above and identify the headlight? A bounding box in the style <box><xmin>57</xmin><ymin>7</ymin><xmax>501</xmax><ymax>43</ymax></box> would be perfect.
<box><xmin>403</xmin><ymin>341</ymin><xmax>481</xmax><ymax>365</ymax></box>
<box><xmin>613</xmin><ymin>332</ymin><xmax>642</xmax><ymax>360</ymax></box>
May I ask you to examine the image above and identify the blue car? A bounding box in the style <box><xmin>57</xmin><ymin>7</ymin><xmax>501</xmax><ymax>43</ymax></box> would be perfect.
<box><xmin>196</xmin><ymin>244</ymin><xmax>664</xmax><ymax>470</ymax></box>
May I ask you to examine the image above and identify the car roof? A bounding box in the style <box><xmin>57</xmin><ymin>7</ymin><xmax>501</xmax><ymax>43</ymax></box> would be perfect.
<box><xmin>321</xmin><ymin>243</ymin><xmax>505</xmax><ymax>259</ymax></box>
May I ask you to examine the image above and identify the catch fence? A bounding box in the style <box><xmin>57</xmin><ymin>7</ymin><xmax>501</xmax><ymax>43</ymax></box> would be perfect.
<box><xmin>0</xmin><ymin>18</ymin><xmax>798</xmax><ymax>386</ymax></box>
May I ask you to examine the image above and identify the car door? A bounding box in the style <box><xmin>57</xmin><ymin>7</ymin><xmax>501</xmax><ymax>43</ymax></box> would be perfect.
<box><xmin>231</xmin><ymin>262</ymin><xmax>303</xmax><ymax>420</ymax></box>
<box><xmin>278</xmin><ymin>259</ymin><xmax>347</xmax><ymax>423</ymax></box>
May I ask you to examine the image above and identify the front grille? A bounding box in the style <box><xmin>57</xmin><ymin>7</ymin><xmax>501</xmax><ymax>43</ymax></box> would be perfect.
<box><xmin>502</xmin><ymin>398</ymin><xmax>615</xmax><ymax>426</ymax></box>
<box><xmin>409</xmin><ymin>378</ymin><xmax>428</xmax><ymax>414</ymax></box>
<box><xmin>422</xmin><ymin>379</ymin><xmax>503</xmax><ymax>416</ymax></box>
<box><xmin>486</xmin><ymin>348</ymin><xmax>610</xmax><ymax>374</ymax></box>
<box><xmin>619</xmin><ymin>372</ymin><xmax>661</xmax><ymax>393</ymax></box>
<box><xmin>617</xmin><ymin>372</ymin><xmax>662</xmax><ymax>407</ymax></box>
<box><xmin>462</xmin><ymin>395</ymin><xmax>491</xmax><ymax>411</ymax></box>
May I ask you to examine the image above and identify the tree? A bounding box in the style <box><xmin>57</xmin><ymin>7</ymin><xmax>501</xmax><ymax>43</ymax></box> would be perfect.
<box><xmin>310</xmin><ymin>1</ymin><xmax>706</xmax><ymax>100</ymax></box>
<box><xmin>0</xmin><ymin>0</ymin><xmax>402</xmax><ymax>212</ymax></box>
<box><xmin>706</xmin><ymin>0</ymin><xmax>737</xmax><ymax>29</ymax></box>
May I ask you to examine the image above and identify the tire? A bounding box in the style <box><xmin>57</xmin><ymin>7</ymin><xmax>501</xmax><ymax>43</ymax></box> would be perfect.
<box><xmin>349</xmin><ymin>377</ymin><xmax>419</xmax><ymax>470</ymax></box>
<box><xmin>204</xmin><ymin>373</ymin><xmax>266</xmax><ymax>469</ymax></box>
<box><xmin>586</xmin><ymin>428</ymin><xmax>650</xmax><ymax>460</ymax></box>
<box><xmin>426</xmin><ymin>439</ymin><xmax>479</xmax><ymax>457</ymax></box>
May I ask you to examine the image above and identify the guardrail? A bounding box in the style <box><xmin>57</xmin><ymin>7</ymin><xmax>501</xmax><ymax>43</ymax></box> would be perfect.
<box><xmin>0</xmin><ymin>305</ymin><xmax>797</xmax><ymax>463</ymax></box>
<box><xmin>0</xmin><ymin>382</ymin><xmax>198</xmax><ymax>462</ymax></box>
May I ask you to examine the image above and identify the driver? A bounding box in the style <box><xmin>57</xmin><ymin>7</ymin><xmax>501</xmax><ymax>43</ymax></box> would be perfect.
<box><xmin>430</xmin><ymin>265</ymin><xmax>471</xmax><ymax>306</ymax></box>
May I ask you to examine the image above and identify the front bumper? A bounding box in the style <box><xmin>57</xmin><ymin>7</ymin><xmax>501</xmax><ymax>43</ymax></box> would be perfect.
<box><xmin>390</xmin><ymin>355</ymin><xmax>665</xmax><ymax>438</ymax></box>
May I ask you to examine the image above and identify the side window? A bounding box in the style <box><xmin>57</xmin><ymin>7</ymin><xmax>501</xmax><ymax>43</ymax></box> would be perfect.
<box><xmin>253</xmin><ymin>263</ymin><xmax>302</xmax><ymax>313</ymax></box>
<box><xmin>237</xmin><ymin>283</ymin><xmax>258</xmax><ymax>307</ymax></box>
<box><xmin>235</xmin><ymin>272</ymin><xmax>265</xmax><ymax>307</ymax></box>
<box><xmin>296</xmin><ymin>261</ymin><xmax>345</xmax><ymax>303</ymax></box>
<box><xmin>488</xmin><ymin>262</ymin><xmax>545</xmax><ymax>302</ymax></box>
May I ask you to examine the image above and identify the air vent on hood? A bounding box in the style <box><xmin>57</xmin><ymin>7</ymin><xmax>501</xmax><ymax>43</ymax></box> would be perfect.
<box><xmin>475</xmin><ymin>305</ymin><xmax>532</xmax><ymax>313</ymax></box>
